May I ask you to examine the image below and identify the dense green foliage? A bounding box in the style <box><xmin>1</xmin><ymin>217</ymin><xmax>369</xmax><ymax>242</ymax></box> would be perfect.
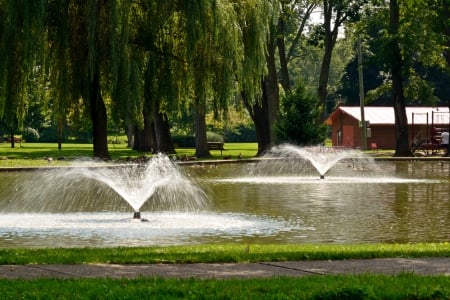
<box><xmin>340</xmin><ymin>1</ymin><xmax>448</xmax><ymax>107</ymax></box>
<box><xmin>275</xmin><ymin>85</ymin><xmax>327</xmax><ymax>145</ymax></box>
<box><xmin>0</xmin><ymin>1</ymin><xmax>449</xmax><ymax>157</ymax></box>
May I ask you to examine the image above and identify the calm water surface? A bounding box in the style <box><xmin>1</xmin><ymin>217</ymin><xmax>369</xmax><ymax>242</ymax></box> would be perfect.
<box><xmin>0</xmin><ymin>160</ymin><xmax>449</xmax><ymax>248</ymax></box>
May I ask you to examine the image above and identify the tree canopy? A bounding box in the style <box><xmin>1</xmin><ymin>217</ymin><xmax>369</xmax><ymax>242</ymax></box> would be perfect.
<box><xmin>0</xmin><ymin>0</ymin><xmax>449</xmax><ymax>156</ymax></box>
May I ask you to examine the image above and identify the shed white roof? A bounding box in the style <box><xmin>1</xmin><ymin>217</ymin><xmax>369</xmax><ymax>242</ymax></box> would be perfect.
<box><xmin>332</xmin><ymin>106</ymin><xmax>450</xmax><ymax>125</ymax></box>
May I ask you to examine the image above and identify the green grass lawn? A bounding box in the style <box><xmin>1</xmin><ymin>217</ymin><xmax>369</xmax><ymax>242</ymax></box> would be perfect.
<box><xmin>1</xmin><ymin>244</ymin><xmax>450</xmax><ymax>299</ymax></box>
<box><xmin>0</xmin><ymin>141</ymin><xmax>259</xmax><ymax>167</ymax></box>
<box><xmin>1</xmin><ymin>243</ymin><xmax>450</xmax><ymax>265</ymax></box>
<box><xmin>1</xmin><ymin>274</ymin><xmax>449</xmax><ymax>299</ymax></box>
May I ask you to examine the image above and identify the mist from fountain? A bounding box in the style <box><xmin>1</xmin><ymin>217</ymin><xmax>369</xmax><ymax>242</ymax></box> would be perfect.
<box><xmin>0</xmin><ymin>152</ymin><xmax>304</xmax><ymax>247</ymax></box>
<box><xmin>205</xmin><ymin>143</ymin><xmax>438</xmax><ymax>186</ymax></box>
<box><xmin>248</xmin><ymin>144</ymin><xmax>375</xmax><ymax>180</ymax></box>
<box><xmin>277</xmin><ymin>144</ymin><xmax>364</xmax><ymax>178</ymax></box>
<box><xmin>4</xmin><ymin>154</ymin><xmax>210</xmax><ymax>218</ymax></box>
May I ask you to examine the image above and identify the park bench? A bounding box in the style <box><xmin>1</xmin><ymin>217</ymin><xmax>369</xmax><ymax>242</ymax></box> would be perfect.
<box><xmin>4</xmin><ymin>137</ymin><xmax>21</xmax><ymax>143</ymax></box>
<box><xmin>207</xmin><ymin>142</ymin><xmax>224</xmax><ymax>156</ymax></box>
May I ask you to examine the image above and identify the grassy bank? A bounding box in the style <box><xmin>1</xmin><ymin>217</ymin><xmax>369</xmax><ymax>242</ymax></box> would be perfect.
<box><xmin>1</xmin><ymin>243</ymin><xmax>449</xmax><ymax>264</ymax></box>
<box><xmin>1</xmin><ymin>274</ymin><xmax>449</xmax><ymax>299</ymax></box>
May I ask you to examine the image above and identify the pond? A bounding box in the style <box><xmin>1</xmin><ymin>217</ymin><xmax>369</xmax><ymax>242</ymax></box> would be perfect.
<box><xmin>0</xmin><ymin>151</ymin><xmax>449</xmax><ymax>248</ymax></box>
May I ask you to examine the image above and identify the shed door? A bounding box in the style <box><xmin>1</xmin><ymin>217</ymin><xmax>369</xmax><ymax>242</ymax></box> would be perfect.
<box><xmin>342</xmin><ymin>125</ymin><xmax>354</xmax><ymax>147</ymax></box>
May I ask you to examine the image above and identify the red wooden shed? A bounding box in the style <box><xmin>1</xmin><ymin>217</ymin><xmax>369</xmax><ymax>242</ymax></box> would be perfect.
<box><xmin>326</xmin><ymin>106</ymin><xmax>450</xmax><ymax>149</ymax></box>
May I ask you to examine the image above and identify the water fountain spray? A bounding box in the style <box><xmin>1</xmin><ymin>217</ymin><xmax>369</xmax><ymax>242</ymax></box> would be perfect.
<box><xmin>267</xmin><ymin>144</ymin><xmax>363</xmax><ymax>180</ymax></box>
<box><xmin>8</xmin><ymin>154</ymin><xmax>210</xmax><ymax>221</ymax></box>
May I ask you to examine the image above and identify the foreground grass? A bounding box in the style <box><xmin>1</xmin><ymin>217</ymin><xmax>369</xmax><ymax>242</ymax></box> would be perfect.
<box><xmin>1</xmin><ymin>243</ymin><xmax>450</xmax><ymax>265</ymax></box>
<box><xmin>1</xmin><ymin>244</ymin><xmax>450</xmax><ymax>299</ymax></box>
<box><xmin>1</xmin><ymin>274</ymin><xmax>450</xmax><ymax>299</ymax></box>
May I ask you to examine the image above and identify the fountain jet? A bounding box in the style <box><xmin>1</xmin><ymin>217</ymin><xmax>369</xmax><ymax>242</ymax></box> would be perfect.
<box><xmin>7</xmin><ymin>154</ymin><xmax>210</xmax><ymax>220</ymax></box>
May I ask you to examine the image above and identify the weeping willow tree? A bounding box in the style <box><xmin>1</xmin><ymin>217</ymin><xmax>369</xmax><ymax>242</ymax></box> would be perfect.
<box><xmin>107</xmin><ymin>0</ymin><xmax>274</xmax><ymax>158</ymax></box>
<box><xmin>122</xmin><ymin>0</ymin><xmax>184</xmax><ymax>154</ymax></box>
<box><xmin>0</xmin><ymin>0</ymin><xmax>46</xmax><ymax>147</ymax></box>
<box><xmin>46</xmin><ymin>0</ymin><xmax>128</xmax><ymax>159</ymax></box>
<box><xmin>108</xmin><ymin>0</ymin><xmax>146</xmax><ymax>150</ymax></box>
<box><xmin>235</xmin><ymin>0</ymin><xmax>278</xmax><ymax>156</ymax></box>
<box><xmin>177</xmin><ymin>0</ymin><xmax>242</xmax><ymax>157</ymax></box>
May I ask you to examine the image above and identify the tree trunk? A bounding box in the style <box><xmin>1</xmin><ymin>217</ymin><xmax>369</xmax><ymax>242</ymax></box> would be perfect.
<box><xmin>252</xmin><ymin>94</ymin><xmax>271</xmax><ymax>156</ymax></box>
<box><xmin>153</xmin><ymin>112</ymin><xmax>175</xmax><ymax>154</ymax></box>
<box><xmin>317</xmin><ymin>30</ymin><xmax>336</xmax><ymax>122</ymax></box>
<box><xmin>389</xmin><ymin>0</ymin><xmax>414</xmax><ymax>157</ymax></box>
<box><xmin>126</xmin><ymin>122</ymin><xmax>134</xmax><ymax>148</ymax></box>
<box><xmin>194</xmin><ymin>95</ymin><xmax>210</xmax><ymax>158</ymax></box>
<box><xmin>133</xmin><ymin>124</ymin><xmax>154</xmax><ymax>153</ymax></box>
<box><xmin>277</xmin><ymin>17</ymin><xmax>290</xmax><ymax>92</ymax></box>
<box><xmin>152</xmin><ymin>97</ymin><xmax>175</xmax><ymax>154</ymax></box>
<box><xmin>9</xmin><ymin>128</ymin><xmax>15</xmax><ymax>149</ymax></box>
<box><xmin>317</xmin><ymin>46</ymin><xmax>333</xmax><ymax>121</ymax></box>
<box><xmin>241</xmin><ymin>78</ymin><xmax>275</xmax><ymax>157</ymax></box>
<box><xmin>89</xmin><ymin>69</ymin><xmax>110</xmax><ymax>160</ymax></box>
<box><xmin>265</xmin><ymin>31</ymin><xmax>280</xmax><ymax>148</ymax></box>
<box><xmin>133</xmin><ymin>109</ymin><xmax>154</xmax><ymax>153</ymax></box>
<box><xmin>57</xmin><ymin>116</ymin><xmax>63</xmax><ymax>151</ymax></box>
<box><xmin>241</xmin><ymin>31</ymin><xmax>279</xmax><ymax>157</ymax></box>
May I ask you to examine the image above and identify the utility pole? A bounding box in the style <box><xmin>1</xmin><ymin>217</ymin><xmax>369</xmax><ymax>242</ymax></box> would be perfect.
<box><xmin>358</xmin><ymin>35</ymin><xmax>367</xmax><ymax>150</ymax></box>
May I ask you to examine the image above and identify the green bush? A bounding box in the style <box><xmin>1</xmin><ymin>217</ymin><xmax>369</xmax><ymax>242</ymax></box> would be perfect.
<box><xmin>275</xmin><ymin>85</ymin><xmax>327</xmax><ymax>145</ymax></box>
<box><xmin>22</xmin><ymin>127</ymin><xmax>40</xmax><ymax>142</ymax></box>
<box><xmin>206</xmin><ymin>131</ymin><xmax>224</xmax><ymax>142</ymax></box>
<box><xmin>171</xmin><ymin>135</ymin><xmax>195</xmax><ymax>148</ymax></box>
<box><xmin>224</xmin><ymin>124</ymin><xmax>256</xmax><ymax>142</ymax></box>
<box><xmin>38</xmin><ymin>126</ymin><xmax>69</xmax><ymax>143</ymax></box>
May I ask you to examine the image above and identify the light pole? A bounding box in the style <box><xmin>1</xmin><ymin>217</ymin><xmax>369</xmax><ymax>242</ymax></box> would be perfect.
<box><xmin>357</xmin><ymin>35</ymin><xmax>367</xmax><ymax>150</ymax></box>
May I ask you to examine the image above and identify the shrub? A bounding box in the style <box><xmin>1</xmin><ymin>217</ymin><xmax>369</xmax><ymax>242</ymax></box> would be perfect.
<box><xmin>172</xmin><ymin>135</ymin><xmax>195</xmax><ymax>148</ymax></box>
<box><xmin>22</xmin><ymin>127</ymin><xmax>40</xmax><ymax>142</ymax></box>
<box><xmin>275</xmin><ymin>84</ymin><xmax>327</xmax><ymax>145</ymax></box>
<box><xmin>206</xmin><ymin>131</ymin><xmax>224</xmax><ymax>143</ymax></box>
<box><xmin>224</xmin><ymin>124</ymin><xmax>256</xmax><ymax>142</ymax></box>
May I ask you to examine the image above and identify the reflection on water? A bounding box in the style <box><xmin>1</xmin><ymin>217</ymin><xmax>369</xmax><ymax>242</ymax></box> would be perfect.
<box><xmin>193</xmin><ymin>160</ymin><xmax>450</xmax><ymax>244</ymax></box>
<box><xmin>0</xmin><ymin>160</ymin><xmax>449</xmax><ymax>248</ymax></box>
<box><xmin>0</xmin><ymin>212</ymin><xmax>306</xmax><ymax>248</ymax></box>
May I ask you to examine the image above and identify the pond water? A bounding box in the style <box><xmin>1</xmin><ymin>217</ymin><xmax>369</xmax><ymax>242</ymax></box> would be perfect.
<box><xmin>0</xmin><ymin>157</ymin><xmax>449</xmax><ymax>248</ymax></box>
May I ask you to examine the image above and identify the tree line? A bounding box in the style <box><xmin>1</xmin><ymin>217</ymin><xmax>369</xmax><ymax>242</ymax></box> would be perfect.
<box><xmin>1</xmin><ymin>0</ymin><xmax>449</xmax><ymax>159</ymax></box>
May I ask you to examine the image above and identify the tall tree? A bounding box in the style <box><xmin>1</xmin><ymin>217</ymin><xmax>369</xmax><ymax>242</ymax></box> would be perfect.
<box><xmin>316</xmin><ymin>0</ymin><xmax>368</xmax><ymax>121</ymax></box>
<box><xmin>238</xmin><ymin>0</ymin><xmax>278</xmax><ymax>156</ymax></box>
<box><xmin>0</xmin><ymin>0</ymin><xmax>46</xmax><ymax>147</ymax></box>
<box><xmin>352</xmin><ymin>1</ymin><xmax>445</xmax><ymax>155</ymax></box>
<box><xmin>46</xmin><ymin>0</ymin><xmax>130</xmax><ymax>159</ymax></box>
<box><xmin>388</xmin><ymin>0</ymin><xmax>413</xmax><ymax>156</ymax></box>
<box><xmin>277</xmin><ymin>0</ymin><xmax>317</xmax><ymax>93</ymax></box>
<box><xmin>183</xmin><ymin>0</ymin><xmax>270</xmax><ymax>157</ymax></box>
<box><xmin>125</xmin><ymin>0</ymin><xmax>180</xmax><ymax>154</ymax></box>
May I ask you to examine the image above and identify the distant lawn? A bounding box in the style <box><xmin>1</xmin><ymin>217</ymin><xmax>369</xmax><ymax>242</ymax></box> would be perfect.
<box><xmin>0</xmin><ymin>141</ymin><xmax>258</xmax><ymax>167</ymax></box>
